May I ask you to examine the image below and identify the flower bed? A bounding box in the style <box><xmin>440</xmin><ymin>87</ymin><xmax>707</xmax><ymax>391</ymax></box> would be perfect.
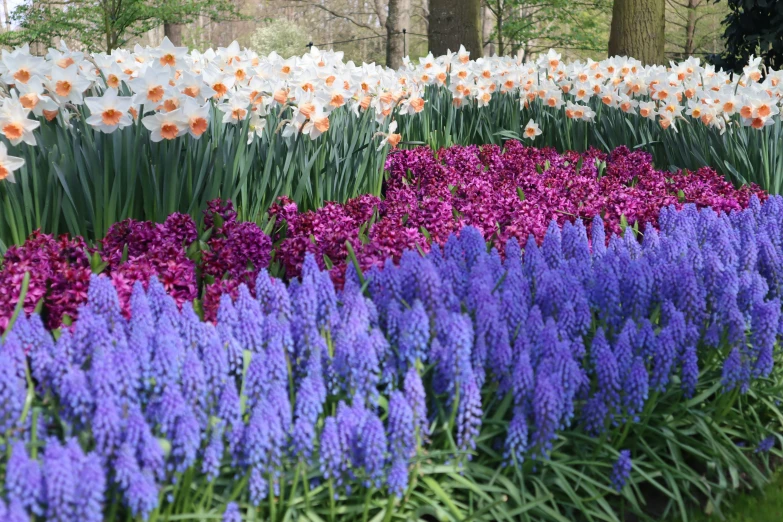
<box><xmin>0</xmin><ymin>201</ymin><xmax>271</xmax><ymax>331</ymax></box>
<box><xmin>1</xmin><ymin>197</ymin><xmax>782</xmax><ymax>521</ymax></box>
<box><xmin>2</xmin><ymin>42</ymin><xmax>782</xmax><ymax>249</ymax></box>
<box><xmin>272</xmin><ymin>142</ymin><xmax>764</xmax><ymax>282</ymax></box>
<box><xmin>0</xmin><ymin>144</ymin><xmax>763</xmax><ymax>332</ymax></box>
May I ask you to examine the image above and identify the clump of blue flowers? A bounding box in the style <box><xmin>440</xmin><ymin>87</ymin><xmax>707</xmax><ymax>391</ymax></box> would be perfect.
<box><xmin>1</xmin><ymin>196</ymin><xmax>782</xmax><ymax>520</ymax></box>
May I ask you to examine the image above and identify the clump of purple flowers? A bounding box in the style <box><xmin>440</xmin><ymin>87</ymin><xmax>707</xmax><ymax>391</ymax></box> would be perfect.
<box><xmin>271</xmin><ymin>143</ymin><xmax>764</xmax><ymax>285</ymax></box>
<box><xmin>0</xmin><ymin>200</ymin><xmax>272</xmax><ymax>332</ymax></box>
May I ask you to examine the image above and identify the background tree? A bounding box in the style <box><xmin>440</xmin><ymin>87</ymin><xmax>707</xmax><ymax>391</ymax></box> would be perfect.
<box><xmin>249</xmin><ymin>18</ymin><xmax>309</xmax><ymax>57</ymax></box>
<box><xmin>709</xmin><ymin>0</ymin><xmax>783</xmax><ymax>72</ymax></box>
<box><xmin>386</xmin><ymin>0</ymin><xmax>410</xmax><ymax>68</ymax></box>
<box><xmin>0</xmin><ymin>0</ymin><xmax>245</xmax><ymax>52</ymax></box>
<box><xmin>428</xmin><ymin>0</ymin><xmax>482</xmax><ymax>56</ymax></box>
<box><xmin>665</xmin><ymin>0</ymin><xmax>726</xmax><ymax>60</ymax></box>
<box><xmin>608</xmin><ymin>0</ymin><xmax>666</xmax><ymax>64</ymax></box>
<box><xmin>482</xmin><ymin>0</ymin><xmax>610</xmax><ymax>58</ymax></box>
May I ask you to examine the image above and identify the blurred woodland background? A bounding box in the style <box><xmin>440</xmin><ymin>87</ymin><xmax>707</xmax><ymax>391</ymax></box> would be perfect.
<box><xmin>0</xmin><ymin>0</ymin><xmax>779</xmax><ymax>72</ymax></box>
<box><xmin>0</xmin><ymin>0</ymin><xmax>728</xmax><ymax>63</ymax></box>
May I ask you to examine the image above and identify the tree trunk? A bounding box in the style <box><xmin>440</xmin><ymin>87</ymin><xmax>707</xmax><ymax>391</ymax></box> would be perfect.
<box><xmin>386</xmin><ymin>0</ymin><xmax>411</xmax><ymax>69</ymax></box>
<box><xmin>684</xmin><ymin>0</ymin><xmax>699</xmax><ymax>56</ymax></box>
<box><xmin>164</xmin><ymin>23</ymin><xmax>184</xmax><ymax>46</ymax></box>
<box><xmin>608</xmin><ymin>0</ymin><xmax>665</xmax><ymax>65</ymax></box>
<box><xmin>496</xmin><ymin>0</ymin><xmax>504</xmax><ymax>56</ymax></box>
<box><xmin>482</xmin><ymin>5</ymin><xmax>495</xmax><ymax>56</ymax></box>
<box><xmin>428</xmin><ymin>0</ymin><xmax>482</xmax><ymax>57</ymax></box>
<box><xmin>1</xmin><ymin>0</ymin><xmax>9</xmax><ymax>32</ymax></box>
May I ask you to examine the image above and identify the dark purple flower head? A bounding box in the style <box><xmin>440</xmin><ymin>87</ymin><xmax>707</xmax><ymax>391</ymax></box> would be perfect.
<box><xmin>43</xmin><ymin>439</ymin><xmax>77</xmax><ymax>522</ymax></box>
<box><xmin>359</xmin><ymin>411</ymin><xmax>387</xmax><ymax>488</ymax></box>
<box><xmin>5</xmin><ymin>440</ymin><xmax>44</xmax><ymax>515</ymax></box>
<box><xmin>755</xmin><ymin>435</ymin><xmax>776</xmax><ymax>454</ymax></box>
<box><xmin>319</xmin><ymin>416</ymin><xmax>342</xmax><ymax>482</ymax></box>
<box><xmin>504</xmin><ymin>406</ymin><xmax>529</xmax><ymax>467</ymax></box>
<box><xmin>75</xmin><ymin>452</ymin><xmax>106</xmax><ymax>522</ymax></box>
<box><xmin>223</xmin><ymin>502</ymin><xmax>242</xmax><ymax>522</ymax></box>
<box><xmin>387</xmin><ymin>457</ymin><xmax>408</xmax><ymax>498</ymax></box>
<box><xmin>399</xmin><ymin>300</ymin><xmax>430</xmax><ymax>369</ymax></box>
<box><xmin>532</xmin><ymin>373</ymin><xmax>562</xmax><ymax>457</ymax></box>
<box><xmin>611</xmin><ymin>450</ymin><xmax>633</xmax><ymax>492</ymax></box>
<box><xmin>0</xmin><ymin>351</ymin><xmax>25</xmax><ymax>433</ymax></box>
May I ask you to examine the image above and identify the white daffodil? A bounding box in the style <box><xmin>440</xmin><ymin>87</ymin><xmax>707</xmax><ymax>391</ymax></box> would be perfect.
<box><xmin>156</xmin><ymin>36</ymin><xmax>188</xmax><ymax>68</ymax></box>
<box><xmin>182</xmin><ymin>97</ymin><xmax>211</xmax><ymax>139</ymax></box>
<box><xmin>376</xmin><ymin>120</ymin><xmax>402</xmax><ymax>151</ymax></box>
<box><xmin>523</xmin><ymin>119</ymin><xmax>542</xmax><ymax>140</ymax></box>
<box><xmin>0</xmin><ymin>142</ymin><xmax>25</xmax><ymax>183</ymax></box>
<box><xmin>247</xmin><ymin>111</ymin><xmax>267</xmax><ymax>144</ymax></box>
<box><xmin>638</xmin><ymin>101</ymin><xmax>658</xmax><ymax>120</ymax></box>
<box><xmin>141</xmin><ymin>109</ymin><xmax>188</xmax><ymax>142</ymax></box>
<box><xmin>203</xmin><ymin>66</ymin><xmax>236</xmax><ymax>101</ymax></box>
<box><xmin>180</xmin><ymin>70</ymin><xmax>216</xmax><ymax>102</ymax></box>
<box><xmin>301</xmin><ymin>102</ymin><xmax>330</xmax><ymax>139</ymax></box>
<box><xmin>85</xmin><ymin>89</ymin><xmax>134</xmax><ymax>133</ymax></box>
<box><xmin>47</xmin><ymin>64</ymin><xmax>92</xmax><ymax>104</ymax></box>
<box><xmin>0</xmin><ymin>98</ymin><xmax>40</xmax><ymax>145</ymax></box>
<box><xmin>129</xmin><ymin>67</ymin><xmax>172</xmax><ymax>106</ymax></box>
<box><xmin>218</xmin><ymin>94</ymin><xmax>250</xmax><ymax>124</ymax></box>
<box><xmin>1</xmin><ymin>51</ymin><xmax>47</xmax><ymax>86</ymax></box>
<box><xmin>16</xmin><ymin>79</ymin><xmax>59</xmax><ymax>118</ymax></box>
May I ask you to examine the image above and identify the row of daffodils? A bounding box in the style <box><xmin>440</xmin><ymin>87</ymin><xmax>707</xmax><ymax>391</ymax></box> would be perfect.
<box><xmin>0</xmin><ymin>39</ymin><xmax>781</xmax><ymax>181</ymax></box>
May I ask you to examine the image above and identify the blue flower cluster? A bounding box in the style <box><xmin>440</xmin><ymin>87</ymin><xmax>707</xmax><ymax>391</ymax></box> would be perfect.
<box><xmin>1</xmin><ymin>195</ymin><xmax>782</xmax><ymax>519</ymax></box>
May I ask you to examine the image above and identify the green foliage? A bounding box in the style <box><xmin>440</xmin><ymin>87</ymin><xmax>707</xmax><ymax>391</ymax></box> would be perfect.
<box><xmin>709</xmin><ymin>0</ymin><xmax>783</xmax><ymax>72</ymax></box>
<box><xmin>2</xmin><ymin>84</ymin><xmax>781</xmax><ymax>251</ymax></box>
<box><xmin>0</xmin><ymin>101</ymin><xmax>388</xmax><ymax>249</ymax></box>
<box><xmin>396</xmin><ymin>85</ymin><xmax>783</xmax><ymax>194</ymax></box>
<box><xmin>249</xmin><ymin>19</ymin><xmax>311</xmax><ymax>59</ymax></box>
<box><xmin>484</xmin><ymin>0</ymin><xmax>612</xmax><ymax>57</ymax></box>
<box><xmin>689</xmin><ymin>472</ymin><xmax>783</xmax><ymax>521</ymax></box>
<box><xmin>0</xmin><ymin>0</ymin><xmax>245</xmax><ymax>52</ymax></box>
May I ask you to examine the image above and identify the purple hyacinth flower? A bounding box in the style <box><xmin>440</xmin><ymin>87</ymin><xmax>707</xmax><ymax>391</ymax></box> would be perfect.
<box><xmin>611</xmin><ymin>450</ymin><xmax>632</xmax><ymax>492</ymax></box>
<box><xmin>223</xmin><ymin>502</ymin><xmax>242</xmax><ymax>522</ymax></box>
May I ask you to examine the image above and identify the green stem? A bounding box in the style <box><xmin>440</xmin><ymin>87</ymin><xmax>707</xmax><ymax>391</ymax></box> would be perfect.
<box><xmin>2</xmin><ymin>271</ymin><xmax>30</xmax><ymax>342</ymax></box>
<box><xmin>303</xmin><ymin>465</ymin><xmax>312</xmax><ymax>511</ymax></box>
<box><xmin>269</xmin><ymin>476</ymin><xmax>277</xmax><ymax>522</ymax></box>
<box><xmin>614</xmin><ymin>416</ymin><xmax>634</xmax><ymax>450</ymax></box>
<box><xmin>288</xmin><ymin>462</ymin><xmax>301</xmax><ymax>510</ymax></box>
<box><xmin>381</xmin><ymin>495</ymin><xmax>396</xmax><ymax>522</ymax></box>
<box><xmin>328</xmin><ymin>478</ymin><xmax>336</xmax><ymax>522</ymax></box>
<box><xmin>362</xmin><ymin>487</ymin><xmax>373</xmax><ymax>522</ymax></box>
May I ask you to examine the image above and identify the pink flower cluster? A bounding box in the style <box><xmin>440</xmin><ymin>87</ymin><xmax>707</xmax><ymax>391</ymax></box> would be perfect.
<box><xmin>270</xmin><ymin>142</ymin><xmax>765</xmax><ymax>284</ymax></box>
<box><xmin>0</xmin><ymin>202</ymin><xmax>272</xmax><ymax>331</ymax></box>
<box><xmin>0</xmin><ymin>232</ymin><xmax>91</xmax><ymax>332</ymax></box>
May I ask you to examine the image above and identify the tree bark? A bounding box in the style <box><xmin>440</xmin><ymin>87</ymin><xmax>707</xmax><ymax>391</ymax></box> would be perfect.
<box><xmin>496</xmin><ymin>0</ymin><xmax>504</xmax><ymax>56</ymax></box>
<box><xmin>2</xmin><ymin>0</ymin><xmax>10</xmax><ymax>32</ymax></box>
<box><xmin>608</xmin><ymin>0</ymin><xmax>665</xmax><ymax>65</ymax></box>
<box><xmin>386</xmin><ymin>0</ymin><xmax>410</xmax><ymax>69</ymax></box>
<box><xmin>428</xmin><ymin>0</ymin><xmax>482</xmax><ymax>57</ymax></box>
<box><xmin>164</xmin><ymin>23</ymin><xmax>184</xmax><ymax>46</ymax></box>
<box><xmin>482</xmin><ymin>5</ymin><xmax>495</xmax><ymax>56</ymax></box>
<box><xmin>684</xmin><ymin>0</ymin><xmax>699</xmax><ymax>56</ymax></box>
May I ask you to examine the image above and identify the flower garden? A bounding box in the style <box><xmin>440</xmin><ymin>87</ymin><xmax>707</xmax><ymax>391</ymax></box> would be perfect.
<box><xmin>1</xmin><ymin>40</ymin><xmax>783</xmax><ymax>522</ymax></box>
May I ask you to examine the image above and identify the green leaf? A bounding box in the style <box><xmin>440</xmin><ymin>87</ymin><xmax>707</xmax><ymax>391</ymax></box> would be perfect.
<box><xmin>345</xmin><ymin>240</ymin><xmax>365</xmax><ymax>285</ymax></box>
<box><xmin>1</xmin><ymin>271</ymin><xmax>30</xmax><ymax>341</ymax></box>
